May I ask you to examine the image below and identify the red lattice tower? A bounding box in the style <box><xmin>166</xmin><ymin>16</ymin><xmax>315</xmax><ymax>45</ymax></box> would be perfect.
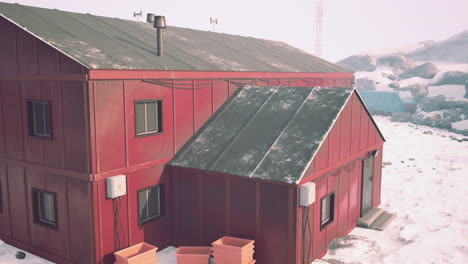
<box><xmin>315</xmin><ymin>0</ymin><xmax>323</xmax><ymax>57</ymax></box>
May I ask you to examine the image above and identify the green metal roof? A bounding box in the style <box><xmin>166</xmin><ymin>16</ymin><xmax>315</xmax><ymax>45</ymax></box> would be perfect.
<box><xmin>169</xmin><ymin>86</ymin><xmax>354</xmax><ymax>184</ymax></box>
<box><xmin>0</xmin><ymin>2</ymin><xmax>351</xmax><ymax>73</ymax></box>
<box><xmin>358</xmin><ymin>90</ymin><xmax>416</xmax><ymax>113</ymax></box>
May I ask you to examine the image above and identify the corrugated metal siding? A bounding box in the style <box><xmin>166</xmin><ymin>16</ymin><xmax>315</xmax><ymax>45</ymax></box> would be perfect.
<box><xmin>0</xmin><ymin>2</ymin><xmax>351</xmax><ymax>73</ymax></box>
<box><xmin>171</xmin><ymin>167</ymin><xmax>297</xmax><ymax>264</ymax></box>
<box><xmin>297</xmin><ymin>92</ymin><xmax>385</xmax><ymax>261</ymax></box>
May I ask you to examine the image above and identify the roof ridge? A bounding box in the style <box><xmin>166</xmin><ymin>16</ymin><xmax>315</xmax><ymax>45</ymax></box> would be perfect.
<box><xmin>295</xmin><ymin>87</ymin><xmax>355</xmax><ymax>184</ymax></box>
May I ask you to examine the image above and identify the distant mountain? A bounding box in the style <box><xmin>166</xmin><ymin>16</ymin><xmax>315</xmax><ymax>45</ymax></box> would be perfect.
<box><xmin>404</xmin><ymin>30</ymin><xmax>468</xmax><ymax>63</ymax></box>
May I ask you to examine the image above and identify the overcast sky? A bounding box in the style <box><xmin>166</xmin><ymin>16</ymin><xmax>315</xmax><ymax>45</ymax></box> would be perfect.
<box><xmin>3</xmin><ymin>0</ymin><xmax>468</xmax><ymax>62</ymax></box>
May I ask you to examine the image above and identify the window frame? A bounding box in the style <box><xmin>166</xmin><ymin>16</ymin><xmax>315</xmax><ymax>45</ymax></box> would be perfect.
<box><xmin>28</xmin><ymin>100</ymin><xmax>52</xmax><ymax>139</ymax></box>
<box><xmin>32</xmin><ymin>188</ymin><xmax>58</xmax><ymax>230</ymax></box>
<box><xmin>137</xmin><ymin>185</ymin><xmax>162</xmax><ymax>225</ymax></box>
<box><xmin>134</xmin><ymin>99</ymin><xmax>163</xmax><ymax>138</ymax></box>
<box><xmin>320</xmin><ymin>192</ymin><xmax>335</xmax><ymax>231</ymax></box>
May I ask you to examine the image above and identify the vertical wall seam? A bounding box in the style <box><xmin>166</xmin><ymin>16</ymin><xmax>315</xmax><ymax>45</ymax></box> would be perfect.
<box><xmin>23</xmin><ymin>168</ymin><xmax>31</xmax><ymax>244</ymax></box>
<box><xmin>65</xmin><ymin>178</ymin><xmax>71</xmax><ymax>259</ymax></box>
<box><xmin>60</xmin><ymin>82</ymin><xmax>66</xmax><ymax>169</ymax></box>
<box><xmin>123</xmin><ymin>82</ymin><xmax>129</xmax><ymax>167</ymax></box>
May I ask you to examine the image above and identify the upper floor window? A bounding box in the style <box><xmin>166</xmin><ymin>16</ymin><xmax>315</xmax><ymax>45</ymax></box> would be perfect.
<box><xmin>138</xmin><ymin>185</ymin><xmax>161</xmax><ymax>224</ymax></box>
<box><xmin>32</xmin><ymin>189</ymin><xmax>57</xmax><ymax>229</ymax></box>
<box><xmin>135</xmin><ymin>100</ymin><xmax>162</xmax><ymax>137</ymax></box>
<box><xmin>28</xmin><ymin>101</ymin><xmax>51</xmax><ymax>139</ymax></box>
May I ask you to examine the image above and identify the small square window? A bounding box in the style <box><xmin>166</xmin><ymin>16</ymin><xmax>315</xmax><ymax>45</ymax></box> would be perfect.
<box><xmin>320</xmin><ymin>192</ymin><xmax>335</xmax><ymax>230</ymax></box>
<box><xmin>32</xmin><ymin>189</ymin><xmax>57</xmax><ymax>229</ymax></box>
<box><xmin>28</xmin><ymin>101</ymin><xmax>52</xmax><ymax>138</ymax></box>
<box><xmin>138</xmin><ymin>185</ymin><xmax>161</xmax><ymax>224</ymax></box>
<box><xmin>135</xmin><ymin>100</ymin><xmax>163</xmax><ymax>137</ymax></box>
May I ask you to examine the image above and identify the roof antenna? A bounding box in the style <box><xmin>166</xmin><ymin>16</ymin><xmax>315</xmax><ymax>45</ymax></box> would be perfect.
<box><xmin>210</xmin><ymin>17</ymin><xmax>218</xmax><ymax>32</ymax></box>
<box><xmin>133</xmin><ymin>11</ymin><xmax>142</xmax><ymax>21</ymax></box>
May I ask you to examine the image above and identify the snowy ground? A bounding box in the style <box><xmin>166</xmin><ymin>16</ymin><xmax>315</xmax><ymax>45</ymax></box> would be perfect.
<box><xmin>1</xmin><ymin>117</ymin><xmax>468</xmax><ymax>264</ymax></box>
<box><xmin>314</xmin><ymin>116</ymin><xmax>468</xmax><ymax>264</ymax></box>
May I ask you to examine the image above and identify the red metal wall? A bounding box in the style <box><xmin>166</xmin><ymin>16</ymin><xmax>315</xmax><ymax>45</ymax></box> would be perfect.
<box><xmin>171</xmin><ymin>167</ymin><xmax>297</xmax><ymax>264</ymax></box>
<box><xmin>0</xmin><ymin>17</ymin><xmax>94</xmax><ymax>264</ymax></box>
<box><xmin>297</xmin><ymin>92</ymin><xmax>385</xmax><ymax>263</ymax></box>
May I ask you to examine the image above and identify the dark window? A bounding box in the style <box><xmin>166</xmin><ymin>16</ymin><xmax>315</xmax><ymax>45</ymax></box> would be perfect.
<box><xmin>320</xmin><ymin>192</ymin><xmax>335</xmax><ymax>230</ymax></box>
<box><xmin>135</xmin><ymin>100</ymin><xmax>162</xmax><ymax>137</ymax></box>
<box><xmin>138</xmin><ymin>185</ymin><xmax>161</xmax><ymax>224</ymax></box>
<box><xmin>32</xmin><ymin>189</ymin><xmax>57</xmax><ymax>229</ymax></box>
<box><xmin>28</xmin><ymin>101</ymin><xmax>51</xmax><ymax>138</ymax></box>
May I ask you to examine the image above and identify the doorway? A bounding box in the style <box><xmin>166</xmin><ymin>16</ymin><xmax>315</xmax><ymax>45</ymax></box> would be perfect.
<box><xmin>361</xmin><ymin>155</ymin><xmax>374</xmax><ymax>216</ymax></box>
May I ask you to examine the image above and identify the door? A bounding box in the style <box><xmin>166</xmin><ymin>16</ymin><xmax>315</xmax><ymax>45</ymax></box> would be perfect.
<box><xmin>361</xmin><ymin>155</ymin><xmax>374</xmax><ymax>216</ymax></box>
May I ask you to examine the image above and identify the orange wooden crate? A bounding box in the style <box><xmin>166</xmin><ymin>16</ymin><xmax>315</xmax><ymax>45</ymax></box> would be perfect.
<box><xmin>176</xmin><ymin>246</ymin><xmax>212</xmax><ymax>264</ymax></box>
<box><xmin>114</xmin><ymin>242</ymin><xmax>158</xmax><ymax>264</ymax></box>
<box><xmin>212</xmin><ymin>236</ymin><xmax>254</xmax><ymax>254</ymax></box>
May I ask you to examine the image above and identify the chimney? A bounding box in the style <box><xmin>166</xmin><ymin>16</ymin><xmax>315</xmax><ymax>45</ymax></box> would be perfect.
<box><xmin>146</xmin><ymin>13</ymin><xmax>155</xmax><ymax>23</ymax></box>
<box><xmin>153</xmin><ymin>16</ymin><xmax>166</xmax><ymax>57</ymax></box>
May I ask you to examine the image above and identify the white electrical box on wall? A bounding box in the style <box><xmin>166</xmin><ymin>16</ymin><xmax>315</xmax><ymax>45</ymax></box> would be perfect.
<box><xmin>299</xmin><ymin>182</ymin><xmax>316</xmax><ymax>206</ymax></box>
<box><xmin>106</xmin><ymin>175</ymin><xmax>127</xmax><ymax>199</ymax></box>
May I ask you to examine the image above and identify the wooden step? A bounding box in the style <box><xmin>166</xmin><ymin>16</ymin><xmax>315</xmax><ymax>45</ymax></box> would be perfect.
<box><xmin>369</xmin><ymin>212</ymin><xmax>397</xmax><ymax>231</ymax></box>
<box><xmin>357</xmin><ymin>208</ymin><xmax>384</xmax><ymax>228</ymax></box>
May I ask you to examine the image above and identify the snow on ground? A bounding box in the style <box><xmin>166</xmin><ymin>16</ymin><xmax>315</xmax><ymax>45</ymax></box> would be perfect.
<box><xmin>399</xmin><ymin>77</ymin><xmax>431</xmax><ymax>88</ymax></box>
<box><xmin>453</xmin><ymin>120</ymin><xmax>468</xmax><ymax>131</ymax></box>
<box><xmin>429</xmin><ymin>61</ymin><xmax>468</xmax><ymax>72</ymax></box>
<box><xmin>427</xmin><ymin>85</ymin><xmax>468</xmax><ymax>101</ymax></box>
<box><xmin>314</xmin><ymin>116</ymin><xmax>468</xmax><ymax>264</ymax></box>
<box><xmin>0</xmin><ymin>240</ymin><xmax>53</xmax><ymax>264</ymax></box>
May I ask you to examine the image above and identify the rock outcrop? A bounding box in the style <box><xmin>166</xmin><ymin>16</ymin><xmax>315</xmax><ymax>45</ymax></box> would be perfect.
<box><xmin>337</xmin><ymin>55</ymin><xmax>376</xmax><ymax>72</ymax></box>
<box><xmin>400</xmin><ymin>62</ymin><xmax>439</xmax><ymax>79</ymax></box>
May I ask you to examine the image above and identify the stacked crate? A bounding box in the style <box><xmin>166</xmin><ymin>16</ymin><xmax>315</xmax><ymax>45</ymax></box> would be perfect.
<box><xmin>114</xmin><ymin>242</ymin><xmax>158</xmax><ymax>264</ymax></box>
<box><xmin>212</xmin><ymin>236</ymin><xmax>255</xmax><ymax>264</ymax></box>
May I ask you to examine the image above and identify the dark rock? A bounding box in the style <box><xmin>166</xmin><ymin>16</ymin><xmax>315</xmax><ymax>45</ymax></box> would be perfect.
<box><xmin>382</xmin><ymin>72</ymin><xmax>398</xmax><ymax>81</ymax></box>
<box><xmin>336</xmin><ymin>55</ymin><xmax>376</xmax><ymax>72</ymax></box>
<box><xmin>443</xmin><ymin>100</ymin><xmax>468</xmax><ymax>109</ymax></box>
<box><xmin>377</xmin><ymin>55</ymin><xmax>416</xmax><ymax>74</ymax></box>
<box><xmin>434</xmin><ymin>119</ymin><xmax>452</xmax><ymax>129</ymax></box>
<box><xmin>442</xmin><ymin>109</ymin><xmax>462</xmax><ymax>122</ymax></box>
<box><xmin>16</xmin><ymin>251</ymin><xmax>26</xmax><ymax>259</ymax></box>
<box><xmin>410</xmin><ymin>113</ymin><xmax>426</xmax><ymax>125</ymax></box>
<box><xmin>383</xmin><ymin>162</ymin><xmax>392</xmax><ymax>165</ymax></box>
<box><xmin>355</xmin><ymin>78</ymin><xmax>376</xmax><ymax>90</ymax></box>
<box><xmin>419</xmin><ymin>95</ymin><xmax>446</xmax><ymax>112</ymax></box>
<box><xmin>389</xmin><ymin>82</ymin><xmax>400</xmax><ymax>89</ymax></box>
<box><xmin>465</xmin><ymin>82</ymin><xmax>468</xmax><ymax>99</ymax></box>
<box><xmin>391</xmin><ymin>112</ymin><xmax>411</xmax><ymax>122</ymax></box>
<box><xmin>429</xmin><ymin>71</ymin><xmax>468</xmax><ymax>86</ymax></box>
<box><xmin>423</xmin><ymin>131</ymin><xmax>433</xmax><ymax>135</ymax></box>
<box><xmin>400</xmin><ymin>62</ymin><xmax>439</xmax><ymax>79</ymax></box>
<box><xmin>398</xmin><ymin>84</ymin><xmax>428</xmax><ymax>102</ymax></box>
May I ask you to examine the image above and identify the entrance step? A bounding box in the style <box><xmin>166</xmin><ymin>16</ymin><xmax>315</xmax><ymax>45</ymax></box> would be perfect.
<box><xmin>357</xmin><ymin>208</ymin><xmax>384</xmax><ymax>228</ymax></box>
<box><xmin>369</xmin><ymin>212</ymin><xmax>397</xmax><ymax>231</ymax></box>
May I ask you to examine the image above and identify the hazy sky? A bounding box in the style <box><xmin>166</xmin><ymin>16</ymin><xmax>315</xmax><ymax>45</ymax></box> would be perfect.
<box><xmin>3</xmin><ymin>0</ymin><xmax>468</xmax><ymax>62</ymax></box>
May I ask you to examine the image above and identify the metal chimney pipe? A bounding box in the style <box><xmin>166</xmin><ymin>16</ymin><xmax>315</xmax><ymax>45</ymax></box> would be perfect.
<box><xmin>153</xmin><ymin>16</ymin><xmax>167</xmax><ymax>57</ymax></box>
<box><xmin>146</xmin><ymin>13</ymin><xmax>155</xmax><ymax>23</ymax></box>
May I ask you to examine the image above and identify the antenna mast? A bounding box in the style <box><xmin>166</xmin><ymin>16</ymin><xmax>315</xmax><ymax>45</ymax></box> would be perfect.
<box><xmin>315</xmin><ymin>0</ymin><xmax>323</xmax><ymax>57</ymax></box>
<box><xmin>210</xmin><ymin>17</ymin><xmax>218</xmax><ymax>32</ymax></box>
<box><xmin>133</xmin><ymin>11</ymin><xmax>142</xmax><ymax>21</ymax></box>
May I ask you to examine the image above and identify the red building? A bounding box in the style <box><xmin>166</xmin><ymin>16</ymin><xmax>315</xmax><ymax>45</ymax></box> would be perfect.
<box><xmin>0</xmin><ymin>3</ymin><xmax>384</xmax><ymax>264</ymax></box>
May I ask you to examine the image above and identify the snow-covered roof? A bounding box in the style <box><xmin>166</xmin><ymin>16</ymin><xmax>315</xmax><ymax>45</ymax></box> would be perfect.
<box><xmin>169</xmin><ymin>86</ymin><xmax>354</xmax><ymax>184</ymax></box>
<box><xmin>0</xmin><ymin>2</ymin><xmax>351</xmax><ymax>73</ymax></box>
